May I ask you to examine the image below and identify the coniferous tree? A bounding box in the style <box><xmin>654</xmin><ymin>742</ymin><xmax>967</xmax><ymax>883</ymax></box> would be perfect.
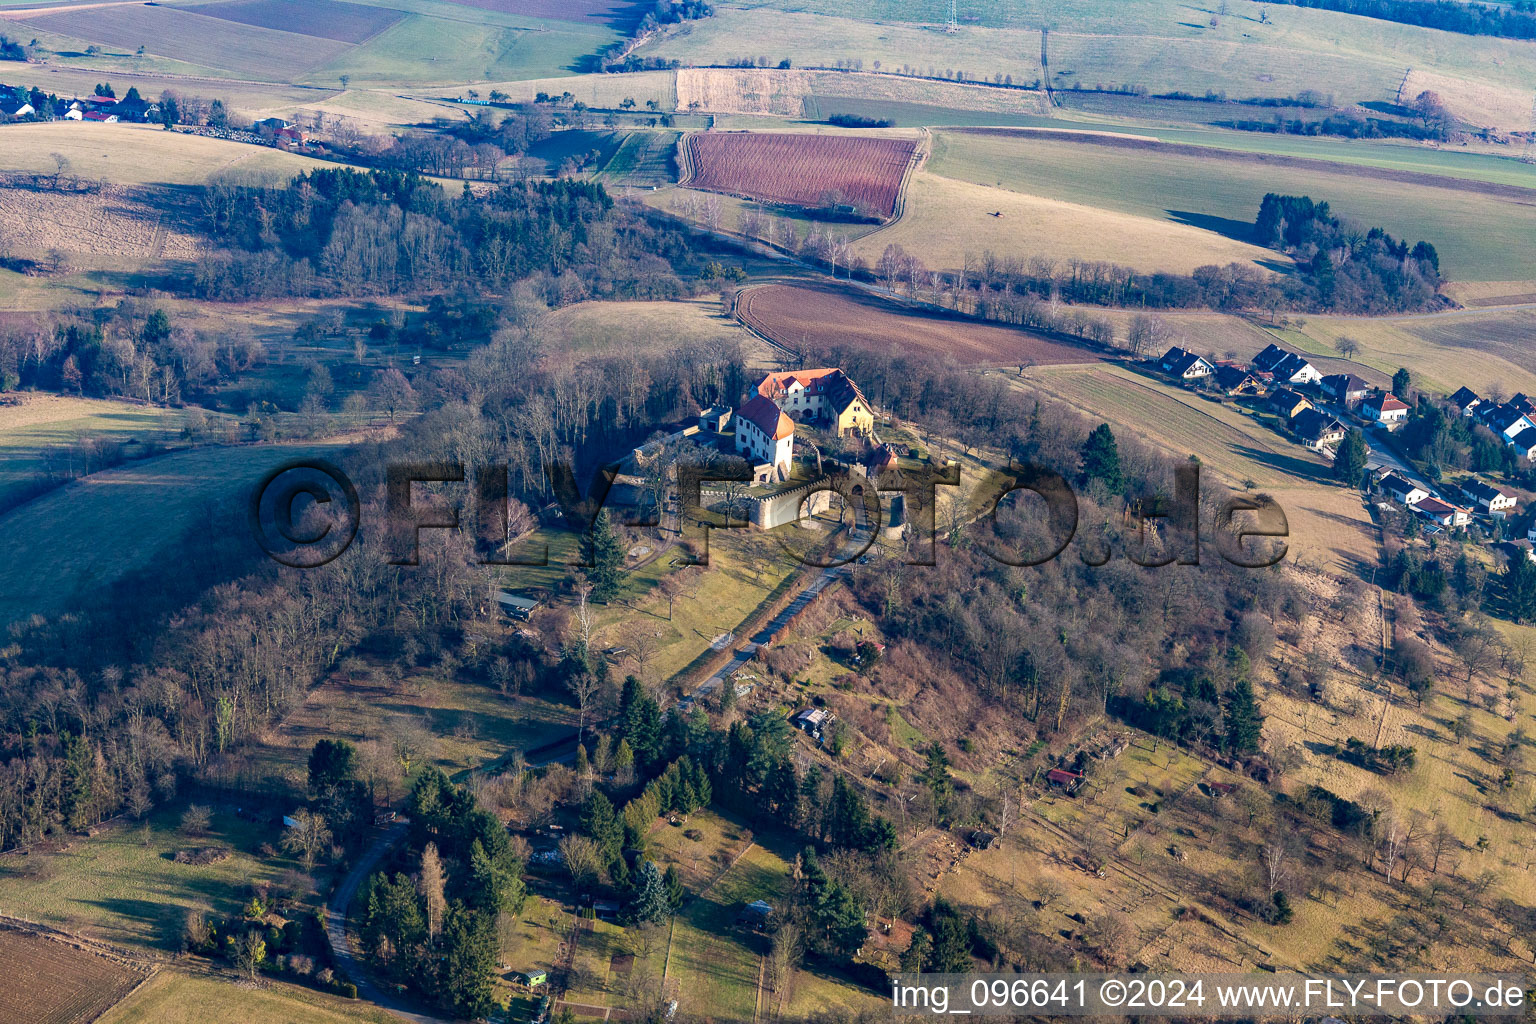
<box><xmin>1333</xmin><ymin>428</ymin><xmax>1368</xmax><ymax>486</ymax></box>
<box><xmin>1224</xmin><ymin>677</ymin><xmax>1265</xmax><ymax>755</ymax></box>
<box><xmin>1080</xmin><ymin>423</ymin><xmax>1124</xmax><ymax>492</ymax></box>
<box><xmin>626</xmin><ymin>860</ymin><xmax>671</xmax><ymax>926</ymax></box>
<box><xmin>1505</xmin><ymin>554</ymin><xmax>1536</xmax><ymax>623</ymax></box>
<box><xmin>583</xmin><ymin>509</ymin><xmax>625</xmax><ymax>601</ymax></box>
<box><xmin>662</xmin><ymin>863</ymin><xmax>685</xmax><ymax>911</ymax></box>
<box><xmin>579</xmin><ymin>791</ymin><xmax>623</xmax><ymax>873</ymax></box>
<box><xmin>1392</xmin><ymin>367</ymin><xmax>1412</xmax><ymax>400</ymax></box>
<box><xmin>435</xmin><ymin>901</ymin><xmax>497</xmax><ymax>1017</ymax></box>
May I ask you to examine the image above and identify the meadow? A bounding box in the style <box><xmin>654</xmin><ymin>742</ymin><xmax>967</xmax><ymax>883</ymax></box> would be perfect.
<box><xmin>0</xmin><ymin>393</ymin><xmax>197</xmax><ymax>511</ymax></box>
<box><xmin>0</xmin><ymin>439</ymin><xmax>354</xmax><ymax>626</ymax></box>
<box><xmin>716</xmin><ymin>0</ymin><xmax>1536</xmax><ymax>128</ymax></box>
<box><xmin>927</xmin><ymin>130</ymin><xmax>1536</xmax><ymax>282</ymax></box>
<box><xmin>98</xmin><ymin>971</ymin><xmax>399</xmax><ymax>1024</ymax></box>
<box><xmin>183</xmin><ymin>0</ymin><xmax>405</xmax><ymax>44</ymax></box>
<box><xmin>857</xmin><ymin>170</ymin><xmax>1280</xmax><ymax>275</ymax></box>
<box><xmin>26</xmin><ymin>5</ymin><xmax>353</xmax><ymax>81</ymax></box>
<box><xmin>0</xmin><ymin>806</ymin><xmax>291</xmax><ymax>949</ymax></box>
<box><xmin>0</xmin><ymin>123</ymin><xmax>335</xmax><ymax>185</ymax></box>
<box><xmin>539</xmin><ymin>297</ymin><xmax>770</xmax><ymax>363</ymax></box>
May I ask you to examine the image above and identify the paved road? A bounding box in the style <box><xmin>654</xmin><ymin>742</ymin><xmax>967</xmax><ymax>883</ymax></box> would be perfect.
<box><xmin>324</xmin><ymin>820</ymin><xmax>453</xmax><ymax>1024</ymax></box>
<box><xmin>690</xmin><ymin>565</ymin><xmax>845</xmax><ymax>700</ymax></box>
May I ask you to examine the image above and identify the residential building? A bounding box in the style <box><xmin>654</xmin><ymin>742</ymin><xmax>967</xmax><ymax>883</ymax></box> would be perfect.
<box><xmin>1461</xmin><ymin>479</ymin><xmax>1517</xmax><ymax>515</ymax></box>
<box><xmin>734</xmin><ymin>395</ymin><xmax>794</xmax><ymax>482</ymax></box>
<box><xmin>1480</xmin><ymin>403</ymin><xmax>1536</xmax><ymax>442</ymax></box>
<box><xmin>1251</xmin><ymin>343</ymin><xmax>1320</xmax><ymax>385</ymax></box>
<box><xmin>1412</xmin><ymin>496</ymin><xmax>1470</xmax><ymax>528</ymax></box>
<box><xmin>62</xmin><ymin>108</ymin><xmax>82</xmax><ymax>121</ymax></box>
<box><xmin>1380</xmin><ymin>473</ymin><xmax>1429</xmax><ymax>507</ymax></box>
<box><xmin>791</xmin><ymin>706</ymin><xmax>833</xmax><ymax>739</ymax></box>
<box><xmin>4</xmin><ymin>102</ymin><xmax>33</xmax><ymax>119</ymax></box>
<box><xmin>1268</xmin><ymin>388</ymin><xmax>1313</xmax><ymax>421</ymax></box>
<box><xmin>82</xmin><ymin>111</ymin><xmax>119</xmax><ymax>123</ymax></box>
<box><xmin>1449</xmin><ymin>386</ymin><xmax>1482</xmax><ymax>417</ymax></box>
<box><xmin>1291</xmin><ymin>408</ymin><xmax>1346</xmax><ymax>450</ymax></box>
<box><xmin>755</xmin><ymin>368</ymin><xmax>874</xmax><ymax>438</ymax></box>
<box><xmin>1157</xmin><ymin>346</ymin><xmax>1215</xmax><ymax>381</ymax></box>
<box><xmin>1212</xmin><ymin>364</ymin><xmax>1263</xmax><ymax>396</ymax></box>
<box><xmin>1362</xmin><ymin>391</ymin><xmax>1409</xmax><ymax>426</ymax></box>
<box><xmin>1319</xmin><ymin>373</ymin><xmax>1370</xmax><ymax>407</ymax></box>
<box><xmin>1512</xmin><ymin>427</ymin><xmax>1536</xmax><ymax>460</ymax></box>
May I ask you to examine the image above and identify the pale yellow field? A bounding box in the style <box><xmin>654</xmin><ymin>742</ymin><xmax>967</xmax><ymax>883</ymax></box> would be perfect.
<box><xmin>855</xmin><ymin>171</ymin><xmax>1281</xmax><ymax>275</ymax></box>
<box><xmin>676</xmin><ymin>67</ymin><xmax>1048</xmax><ymax>116</ymax></box>
<box><xmin>467</xmin><ymin>69</ymin><xmax>679</xmax><ymax>110</ymax></box>
<box><xmin>98</xmin><ymin>971</ymin><xmax>396</xmax><ymax>1024</ymax></box>
<box><xmin>0</xmin><ymin>122</ymin><xmax>335</xmax><ymax>185</ymax></box>
<box><xmin>540</xmin><ymin>297</ymin><xmax>774</xmax><ymax>364</ymax></box>
<box><xmin>306</xmin><ymin>89</ymin><xmax>468</xmax><ymax>131</ymax></box>
<box><xmin>1262</xmin><ymin>313</ymin><xmax>1536</xmax><ymax>397</ymax></box>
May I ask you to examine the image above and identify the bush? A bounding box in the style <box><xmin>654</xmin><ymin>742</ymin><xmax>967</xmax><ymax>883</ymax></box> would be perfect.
<box><xmin>341</xmin><ymin>982</ymin><xmax>358</xmax><ymax>999</ymax></box>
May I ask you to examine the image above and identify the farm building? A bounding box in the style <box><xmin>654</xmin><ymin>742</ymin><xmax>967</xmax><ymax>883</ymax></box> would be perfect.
<box><xmin>1157</xmin><ymin>346</ymin><xmax>1214</xmax><ymax>382</ymax></box>
<box><xmin>1362</xmin><ymin>392</ymin><xmax>1409</xmax><ymax>426</ymax></box>
<box><xmin>1045</xmin><ymin>768</ymin><xmax>1083</xmax><ymax>794</ymax></box>
<box><xmin>1319</xmin><ymin>373</ymin><xmax>1370</xmax><ymax>407</ymax></box>
<box><xmin>755</xmin><ymin>368</ymin><xmax>875</xmax><ymax>438</ymax></box>
<box><xmin>1380</xmin><ymin>473</ymin><xmax>1429</xmax><ymax>507</ymax></box>
<box><xmin>734</xmin><ymin>395</ymin><xmax>794</xmax><ymax>482</ymax></box>
<box><xmin>1268</xmin><ymin>388</ymin><xmax>1313</xmax><ymax>421</ymax></box>
<box><xmin>254</xmin><ymin>116</ymin><xmax>294</xmax><ymax>131</ymax></box>
<box><xmin>1461</xmin><ymin>479</ymin><xmax>1517</xmax><ymax>515</ymax></box>
<box><xmin>496</xmin><ymin>590</ymin><xmax>541</xmax><ymax>620</ymax></box>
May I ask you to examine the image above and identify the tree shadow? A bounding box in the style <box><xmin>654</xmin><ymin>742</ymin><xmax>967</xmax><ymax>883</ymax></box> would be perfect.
<box><xmin>1166</xmin><ymin>209</ymin><xmax>1257</xmax><ymax>244</ymax></box>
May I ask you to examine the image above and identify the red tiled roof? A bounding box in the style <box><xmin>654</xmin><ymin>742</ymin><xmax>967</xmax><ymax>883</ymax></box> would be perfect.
<box><xmin>1046</xmin><ymin>768</ymin><xmax>1082</xmax><ymax>784</ymax></box>
<box><xmin>756</xmin><ymin>367</ymin><xmax>844</xmax><ymax>399</ymax></box>
<box><xmin>738</xmin><ymin>395</ymin><xmax>793</xmax><ymax>440</ymax></box>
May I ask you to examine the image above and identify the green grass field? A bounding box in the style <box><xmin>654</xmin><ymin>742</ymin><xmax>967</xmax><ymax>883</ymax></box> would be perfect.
<box><xmin>927</xmin><ymin>130</ymin><xmax>1536</xmax><ymax>282</ymax></box>
<box><xmin>0</xmin><ymin>806</ymin><xmax>292</xmax><ymax>949</ymax></box>
<box><xmin>98</xmin><ymin>971</ymin><xmax>397</xmax><ymax>1024</ymax></box>
<box><xmin>0</xmin><ymin>439</ymin><xmax>352</xmax><ymax>626</ymax></box>
<box><xmin>0</xmin><ymin>394</ymin><xmax>201</xmax><ymax>511</ymax></box>
<box><xmin>709</xmin><ymin>0</ymin><xmax>1536</xmax><ymax>128</ymax></box>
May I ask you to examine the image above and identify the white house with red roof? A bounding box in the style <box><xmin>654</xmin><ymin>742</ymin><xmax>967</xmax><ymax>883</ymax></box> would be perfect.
<box><xmin>735</xmin><ymin>395</ymin><xmax>794</xmax><ymax>482</ymax></box>
<box><xmin>1362</xmin><ymin>391</ymin><xmax>1409</xmax><ymax>426</ymax></box>
<box><xmin>755</xmin><ymin>367</ymin><xmax>874</xmax><ymax>437</ymax></box>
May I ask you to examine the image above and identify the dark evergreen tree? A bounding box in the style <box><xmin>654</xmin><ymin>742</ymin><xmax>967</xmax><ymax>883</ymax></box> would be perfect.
<box><xmin>925</xmin><ymin>901</ymin><xmax>974</xmax><ymax>972</ymax></box>
<box><xmin>1080</xmin><ymin>423</ymin><xmax>1123</xmax><ymax>492</ymax></box>
<box><xmin>619</xmin><ymin>675</ymin><xmax>662</xmax><ymax>769</ymax></box>
<box><xmin>662</xmin><ymin>863</ymin><xmax>685</xmax><ymax>912</ymax></box>
<box><xmin>1505</xmin><ymin>554</ymin><xmax>1536</xmax><ymax>624</ymax></box>
<box><xmin>583</xmin><ymin>509</ymin><xmax>625</xmax><ymax>601</ymax></box>
<box><xmin>626</xmin><ymin>860</ymin><xmax>671</xmax><ymax>926</ymax></box>
<box><xmin>1224</xmin><ymin>677</ymin><xmax>1265</xmax><ymax>755</ymax></box>
<box><xmin>435</xmin><ymin>901</ymin><xmax>498</xmax><ymax>1017</ymax></box>
<box><xmin>1333</xmin><ymin>428</ymin><xmax>1368</xmax><ymax>486</ymax></box>
<box><xmin>921</xmin><ymin>742</ymin><xmax>953</xmax><ymax>812</ymax></box>
<box><xmin>1392</xmin><ymin>367</ymin><xmax>1412</xmax><ymax>400</ymax></box>
<box><xmin>579</xmin><ymin>791</ymin><xmax>623</xmax><ymax>872</ymax></box>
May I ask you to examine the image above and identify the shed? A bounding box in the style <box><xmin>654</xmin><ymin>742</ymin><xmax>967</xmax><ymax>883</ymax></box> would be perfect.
<box><xmin>1045</xmin><ymin>768</ymin><xmax>1083</xmax><ymax>794</ymax></box>
<box><xmin>496</xmin><ymin>590</ymin><xmax>541</xmax><ymax>620</ymax></box>
<box><xmin>737</xmin><ymin>899</ymin><xmax>774</xmax><ymax>930</ymax></box>
<box><xmin>512</xmin><ymin>968</ymin><xmax>548</xmax><ymax>988</ymax></box>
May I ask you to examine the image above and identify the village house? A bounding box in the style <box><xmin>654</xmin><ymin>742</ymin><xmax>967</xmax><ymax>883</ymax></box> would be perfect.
<box><xmin>272</xmin><ymin>126</ymin><xmax>306</xmax><ymax>148</ymax></box>
<box><xmin>1478</xmin><ymin>403</ymin><xmax>1536</xmax><ymax>440</ymax></box>
<box><xmin>1462</xmin><ymin>479</ymin><xmax>1518</xmax><ymax>515</ymax></box>
<box><xmin>1412</xmin><ymin>495</ymin><xmax>1471</xmax><ymax>529</ymax></box>
<box><xmin>1268</xmin><ymin>387</ymin><xmax>1313</xmax><ymax>421</ymax></box>
<box><xmin>755</xmin><ymin>368</ymin><xmax>874</xmax><ymax>438</ymax></box>
<box><xmin>1449</xmin><ymin>386</ymin><xmax>1483</xmax><ymax>417</ymax></box>
<box><xmin>1290</xmin><ymin>408</ymin><xmax>1346</xmax><ymax>450</ymax></box>
<box><xmin>1212</xmin><ymin>364</ymin><xmax>1263</xmax><ymax>396</ymax></box>
<box><xmin>83</xmin><ymin>110</ymin><xmax>119</xmax><ymax>123</ymax></box>
<box><xmin>1380</xmin><ymin>473</ymin><xmax>1429</xmax><ymax>507</ymax></box>
<box><xmin>791</xmin><ymin>706</ymin><xmax>833</xmax><ymax>739</ymax></box>
<box><xmin>1362</xmin><ymin>391</ymin><xmax>1409</xmax><ymax>426</ymax></box>
<box><xmin>3</xmin><ymin>101</ymin><xmax>33</xmax><ymax>119</ymax></box>
<box><xmin>1157</xmin><ymin>346</ymin><xmax>1215</xmax><ymax>382</ymax></box>
<box><xmin>63</xmin><ymin>107</ymin><xmax>82</xmax><ymax>120</ymax></box>
<box><xmin>734</xmin><ymin>395</ymin><xmax>795</xmax><ymax>482</ymax></box>
<box><xmin>1319</xmin><ymin>373</ymin><xmax>1370</xmax><ymax>408</ymax></box>
<box><xmin>1511</xmin><ymin>427</ymin><xmax>1536</xmax><ymax>460</ymax></box>
<box><xmin>1251</xmin><ymin>343</ymin><xmax>1321</xmax><ymax>385</ymax></box>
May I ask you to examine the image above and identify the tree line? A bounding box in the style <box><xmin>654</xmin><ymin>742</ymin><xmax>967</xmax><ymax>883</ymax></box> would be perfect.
<box><xmin>1274</xmin><ymin>0</ymin><xmax>1536</xmax><ymax>40</ymax></box>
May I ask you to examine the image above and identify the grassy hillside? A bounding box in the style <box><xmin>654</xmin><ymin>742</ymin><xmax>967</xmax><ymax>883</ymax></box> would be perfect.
<box><xmin>99</xmin><ymin>971</ymin><xmax>397</xmax><ymax>1024</ymax></box>
<box><xmin>700</xmin><ymin>0</ymin><xmax>1536</xmax><ymax>128</ymax></box>
<box><xmin>927</xmin><ymin>130</ymin><xmax>1536</xmax><ymax>282</ymax></box>
<box><xmin>0</xmin><ymin>123</ymin><xmax>338</xmax><ymax>185</ymax></box>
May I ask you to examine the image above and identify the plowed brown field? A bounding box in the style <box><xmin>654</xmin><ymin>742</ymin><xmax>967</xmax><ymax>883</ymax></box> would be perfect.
<box><xmin>680</xmin><ymin>132</ymin><xmax>915</xmax><ymax>218</ymax></box>
<box><xmin>737</xmin><ymin>284</ymin><xmax>1099</xmax><ymax>367</ymax></box>
<box><xmin>0</xmin><ymin>928</ymin><xmax>147</xmax><ymax>1024</ymax></box>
